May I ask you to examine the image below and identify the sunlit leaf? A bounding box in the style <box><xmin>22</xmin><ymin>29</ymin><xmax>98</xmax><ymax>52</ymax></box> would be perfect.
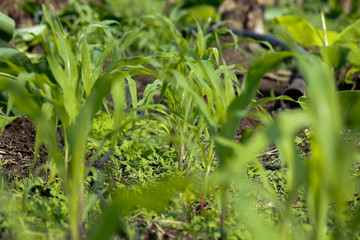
<box><xmin>273</xmin><ymin>16</ymin><xmax>323</xmax><ymax>47</ymax></box>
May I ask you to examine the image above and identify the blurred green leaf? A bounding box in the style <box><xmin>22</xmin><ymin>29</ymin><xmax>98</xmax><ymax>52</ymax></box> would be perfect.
<box><xmin>297</xmin><ymin>53</ymin><xmax>350</xmax><ymax>239</ymax></box>
<box><xmin>221</xmin><ymin>51</ymin><xmax>295</xmax><ymax>142</ymax></box>
<box><xmin>0</xmin><ymin>40</ymin><xmax>35</xmax><ymax>73</ymax></box>
<box><xmin>320</xmin><ymin>44</ymin><xmax>351</xmax><ymax>69</ymax></box>
<box><xmin>0</xmin><ymin>12</ymin><xmax>15</xmax><ymax>42</ymax></box>
<box><xmin>347</xmin><ymin>47</ymin><xmax>360</xmax><ymax>68</ymax></box>
<box><xmin>315</xmin><ymin>29</ymin><xmax>339</xmax><ymax>46</ymax></box>
<box><xmin>272</xmin><ymin>16</ymin><xmax>323</xmax><ymax>47</ymax></box>
<box><xmin>14</xmin><ymin>24</ymin><xmax>46</xmax><ymax>42</ymax></box>
<box><xmin>0</xmin><ymin>112</ymin><xmax>17</xmax><ymax>129</ymax></box>
<box><xmin>344</xmin><ymin>67</ymin><xmax>360</xmax><ymax>84</ymax></box>
<box><xmin>184</xmin><ymin>5</ymin><xmax>220</xmax><ymax>23</ymax></box>
<box><xmin>88</xmin><ymin>176</ymin><xmax>188</xmax><ymax>240</ymax></box>
<box><xmin>338</xmin><ymin>90</ymin><xmax>360</xmax><ymax>131</ymax></box>
<box><xmin>338</xmin><ymin>19</ymin><xmax>360</xmax><ymax>44</ymax></box>
<box><xmin>196</xmin><ymin>23</ymin><xmax>206</xmax><ymax>58</ymax></box>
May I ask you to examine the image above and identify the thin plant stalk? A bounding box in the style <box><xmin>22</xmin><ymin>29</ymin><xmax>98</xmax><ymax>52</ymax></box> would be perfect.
<box><xmin>178</xmin><ymin>144</ymin><xmax>185</xmax><ymax>171</ymax></box>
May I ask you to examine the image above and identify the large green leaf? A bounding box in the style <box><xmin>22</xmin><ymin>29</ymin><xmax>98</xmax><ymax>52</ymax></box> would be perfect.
<box><xmin>338</xmin><ymin>19</ymin><xmax>360</xmax><ymax>44</ymax></box>
<box><xmin>272</xmin><ymin>16</ymin><xmax>323</xmax><ymax>47</ymax></box>
<box><xmin>42</xmin><ymin>7</ymin><xmax>80</xmax><ymax>123</ymax></box>
<box><xmin>0</xmin><ymin>12</ymin><xmax>15</xmax><ymax>42</ymax></box>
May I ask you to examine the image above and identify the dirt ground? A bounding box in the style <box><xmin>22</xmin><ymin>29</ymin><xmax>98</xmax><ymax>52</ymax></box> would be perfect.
<box><xmin>0</xmin><ymin>118</ymin><xmax>47</xmax><ymax>180</ymax></box>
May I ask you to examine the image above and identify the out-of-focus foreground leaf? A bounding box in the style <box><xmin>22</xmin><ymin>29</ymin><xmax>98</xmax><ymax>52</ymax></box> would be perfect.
<box><xmin>338</xmin><ymin>90</ymin><xmax>360</xmax><ymax>131</ymax></box>
<box><xmin>88</xmin><ymin>176</ymin><xmax>188</xmax><ymax>240</ymax></box>
<box><xmin>0</xmin><ymin>12</ymin><xmax>15</xmax><ymax>42</ymax></box>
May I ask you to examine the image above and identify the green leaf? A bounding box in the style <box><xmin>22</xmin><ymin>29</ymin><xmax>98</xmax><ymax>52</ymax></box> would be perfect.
<box><xmin>338</xmin><ymin>19</ymin><xmax>360</xmax><ymax>44</ymax></box>
<box><xmin>202</xmin><ymin>47</ymin><xmax>219</xmax><ymax>64</ymax></box>
<box><xmin>320</xmin><ymin>44</ymin><xmax>351</xmax><ymax>69</ymax></box>
<box><xmin>273</xmin><ymin>16</ymin><xmax>323</xmax><ymax>47</ymax></box>
<box><xmin>347</xmin><ymin>47</ymin><xmax>360</xmax><ymax>67</ymax></box>
<box><xmin>137</xmin><ymin>79</ymin><xmax>162</xmax><ymax>106</ymax></box>
<box><xmin>316</xmin><ymin>29</ymin><xmax>339</xmax><ymax>45</ymax></box>
<box><xmin>125</xmin><ymin>75</ymin><xmax>138</xmax><ymax>108</ymax></box>
<box><xmin>0</xmin><ymin>40</ymin><xmax>35</xmax><ymax>73</ymax></box>
<box><xmin>217</xmin><ymin>51</ymin><xmax>294</xmax><ymax>169</ymax></box>
<box><xmin>173</xmin><ymin>70</ymin><xmax>216</xmax><ymax>129</ymax></box>
<box><xmin>184</xmin><ymin>5</ymin><xmax>219</xmax><ymax>22</ymax></box>
<box><xmin>43</xmin><ymin>8</ymin><xmax>80</xmax><ymax>123</ymax></box>
<box><xmin>88</xmin><ymin>177</ymin><xmax>188</xmax><ymax>240</ymax></box>
<box><xmin>223</xmin><ymin>51</ymin><xmax>295</xmax><ymax>138</ymax></box>
<box><xmin>196</xmin><ymin>23</ymin><xmax>206</xmax><ymax>58</ymax></box>
<box><xmin>54</xmin><ymin>22</ymin><xmax>78</xmax><ymax>92</ymax></box>
<box><xmin>0</xmin><ymin>111</ymin><xmax>17</xmax><ymax>132</ymax></box>
<box><xmin>0</xmin><ymin>12</ymin><xmax>15</xmax><ymax>42</ymax></box>
<box><xmin>338</xmin><ymin>90</ymin><xmax>360</xmax><ymax>131</ymax></box>
<box><xmin>14</xmin><ymin>24</ymin><xmax>46</xmax><ymax>42</ymax></box>
<box><xmin>344</xmin><ymin>67</ymin><xmax>360</xmax><ymax>84</ymax></box>
<box><xmin>81</xmin><ymin>38</ymin><xmax>94</xmax><ymax>97</ymax></box>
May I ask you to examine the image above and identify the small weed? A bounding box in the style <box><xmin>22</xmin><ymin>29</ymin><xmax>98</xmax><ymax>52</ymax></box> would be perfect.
<box><xmin>7</xmin><ymin>141</ymin><xmax>14</xmax><ymax>150</ymax></box>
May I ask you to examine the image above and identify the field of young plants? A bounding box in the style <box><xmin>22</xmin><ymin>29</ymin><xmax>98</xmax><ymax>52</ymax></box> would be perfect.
<box><xmin>1</xmin><ymin>0</ymin><xmax>360</xmax><ymax>239</ymax></box>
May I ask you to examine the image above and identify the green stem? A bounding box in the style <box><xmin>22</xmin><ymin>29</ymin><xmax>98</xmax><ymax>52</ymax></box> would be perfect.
<box><xmin>220</xmin><ymin>186</ymin><xmax>228</xmax><ymax>239</ymax></box>
<box><xmin>201</xmin><ymin>139</ymin><xmax>214</xmax><ymax>211</ymax></box>
<box><xmin>0</xmin><ymin>72</ymin><xmax>16</xmax><ymax>80</ymax></box>
<box><xmin>178</xmin><ymin>144</ymin><xmax>184</xmax><ymax>171</ymax></box>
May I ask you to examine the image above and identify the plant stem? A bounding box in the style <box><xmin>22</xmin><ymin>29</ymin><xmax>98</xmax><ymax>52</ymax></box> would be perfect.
<box><xmin>178</xmin><ymin>144</ymin><xmax>184</xmax><ymax>171</ymax></box>
<box><xmin>321</xmin><ymin>10</ymin><xmax>328</xmax><ymax>46</ymax></box>
<box><xmin>185</xmin><ymin>157</ymin><xmax>191</xmax><ymax>178</ymax></box>
<box><xmin>220</xmin><ymin>187</ymin><xmax>228</xmax><ymax>239</ymax></box>
<box><xmin>200</xmin><ymin>139</ymin><xmax>214</xmax><ymax>211</ymax></box>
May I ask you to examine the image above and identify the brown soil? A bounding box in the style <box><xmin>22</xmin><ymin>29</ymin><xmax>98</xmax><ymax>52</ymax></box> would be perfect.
<box><xmin>0</xmin><ymin>118</ymin><xmax>48</xmax><ymax>180</ymax></box>
<box><xmin>1</xmin><ymin>0</ymin><xmax>69</xmax><ymax>28</ymax></box>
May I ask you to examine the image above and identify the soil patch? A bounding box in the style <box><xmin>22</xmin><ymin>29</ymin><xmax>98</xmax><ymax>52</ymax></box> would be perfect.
<box><xmin>0</xmin><ymin>118</ymin><xmax>48</xmax><ymax>180</ymax></box>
